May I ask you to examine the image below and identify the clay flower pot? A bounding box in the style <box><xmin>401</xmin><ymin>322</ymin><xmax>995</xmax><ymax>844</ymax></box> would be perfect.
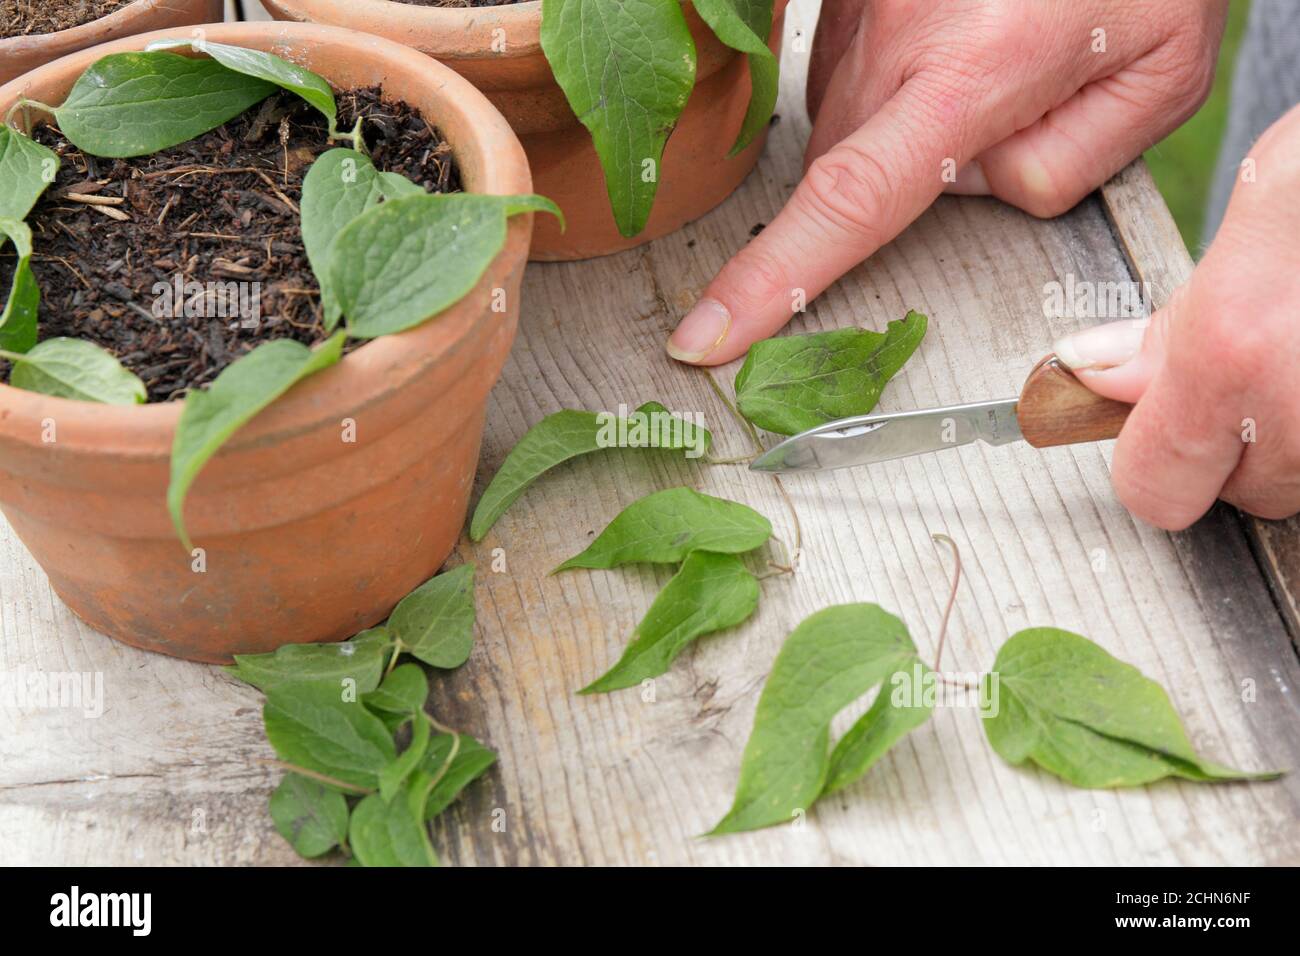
<box><xmin>0</xmin><ymin>0</ymin><xmax>224</xmax><ymax>86</ymax></box>
<box><xmin>0</xmin><ymin>22</ymin><xmax>533</xmax><ymax>663</ymax></box>
<box><xmin>263</xmin><ymin>0</ymin><xmax>790</xmax><ymax>261</ymax></box>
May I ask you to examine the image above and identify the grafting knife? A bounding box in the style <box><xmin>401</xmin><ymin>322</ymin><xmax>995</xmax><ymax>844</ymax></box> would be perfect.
<box><xmin>749</xmin><ymin>355</ymin><xmax>1132</xmax><ymax>474</ymax></box>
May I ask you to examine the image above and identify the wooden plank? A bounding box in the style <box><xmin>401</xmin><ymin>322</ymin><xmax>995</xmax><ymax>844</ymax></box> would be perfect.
<box><xmin>1</xmin><ymin>0</ymin><xmax>1297</xmax><ymax>866</ymax></box>
<box><xmin>1097</xmin><ymin>162</ymin><xmax>1300</xmax><ymax>643</ymax></box>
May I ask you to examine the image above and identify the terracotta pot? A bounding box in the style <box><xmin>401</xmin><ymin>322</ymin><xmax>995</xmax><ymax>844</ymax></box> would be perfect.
<box><xmin>0</xmin><ymin>22</ymin><xmax>533</xmax><ymax>663</ymax></box>
<box><xmin>0</xmin><ymin>0</ymin><xmax>224</xmax><ymax>86</ymax></box>
<box><xmin>262</xmin><ymin>0</ymin><xmax>789</xmax><ymax>260</ymax></box>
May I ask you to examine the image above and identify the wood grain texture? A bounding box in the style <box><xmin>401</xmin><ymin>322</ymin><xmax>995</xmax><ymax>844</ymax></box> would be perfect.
<box><xmin>1097</xmin><ymin>162</ymin><xmax>1300</xmax><ymax>649</ymax></box>
<box><xmin>1</xmin><ymin>0</ymin><xmax>1297</xmax><ymax>866</ymax></box>
<box><xmin>1017</xmin><ymin>356</ymin><xmax>1131</xmax><ymax>447</ymax></box>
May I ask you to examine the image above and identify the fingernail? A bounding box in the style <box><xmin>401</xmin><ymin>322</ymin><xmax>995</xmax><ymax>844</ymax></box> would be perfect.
<box><xmin>950</xmin><ymin>160</ymin><xmax>990</xmax><ymax>195</ymax></box>
<box><xmin>667</xmin><ymin>298</ymin><xmax>732</xmax><ymax>363</ymax></box>
<box><xmin>1053</xmin><ymin>320</ymin><xmax>1147</xmax><ymax>371</ymax></box>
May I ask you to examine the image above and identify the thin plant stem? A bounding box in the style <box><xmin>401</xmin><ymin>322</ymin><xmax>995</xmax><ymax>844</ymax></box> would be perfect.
<box><xmin>4</xmin><ymin>98</ymin><xmax>57</xmax><ymax>129</ymax></box>
<box><xmin>702</xmin><ymin>368</ymin><xmax>802</xmax><ymax>574</ymax></box>
<box><xmin>259</xmin><ymin>759</ymin><xmax>373</xmax><ymax>795</ymax></box>
<box><xmin>930</xmin><ymin>533</ymin><xmax>962</xmax><ymax>672</ymax></box>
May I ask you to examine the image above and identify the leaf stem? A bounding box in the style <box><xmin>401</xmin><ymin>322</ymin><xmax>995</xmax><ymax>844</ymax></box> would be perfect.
<box><xmin>930</xmin><ymin>533</ymin><xmax>962</xmax><ymax>672</ymax></box>
<box><xmin>258</xmin><ymin>758</ymin><xmax>374</xmax><ymax>795</ymax></box>
<box><xmin>4</xmin><ymin>98</ymin><xmax>58</xmax><ymax>129</ymax></box>
<box><xmin>701</xmin><ymin>368</ymin><xmax>802</xmax><ymax>574</ymax></box>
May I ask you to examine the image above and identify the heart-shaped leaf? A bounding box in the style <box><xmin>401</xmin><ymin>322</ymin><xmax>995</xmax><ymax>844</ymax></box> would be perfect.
<box><xmin>984</xmin><ymin>628</ymin><xmax>1281</xmax><ymax>787</ymax></box>
<box><xmin>4</xmin><ymin>337</ymin><xmax>145</xmax><ymax>404</ymax></box>
<box><xmin>734</xmin><ymin>310</ymin><xmax>928</xmax><ymax>435</ymax></box>
<box><xmin>229</xmin><ymin>634</ymin><xmax>390</xmax><ymax>694</ymax></box>
<box><xmin>556</xmin><ymin>487</ymin><xmax>771</xmax><ymax>571</ymax></box>
<box><xmin>55</xmin><ymin>51</ymin><xmax>276</xmax><ymax>158</ymax></box>
<box><xmin>693</xmin><ymin>0</ymin><xmax>778</xmax><ymax>155</ymax></box>
<box><xmin>0</xmin><ymin>126</ymin><xmax>60</xmax><ymax>221</ymax></box>
<box><xmin>388</xmin><ymin>564</ymin><xmax>476</xmax><ymax>669</ymax></box>
<box><xmin>263</xmin><ymin>682</ymin><xmax>396</xmax><ymax>791</ymax></box>
<box><xmin>269</xmin><ymin>773</ymin><xmax>349</xmax><ymax>858</ymax></box>
<box><xmin>349</xmin><ymin>789</ymin><xmax>438</xmax><ymax>866</ymax></box>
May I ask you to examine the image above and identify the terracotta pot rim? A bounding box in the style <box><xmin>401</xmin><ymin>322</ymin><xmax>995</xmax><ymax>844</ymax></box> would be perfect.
<box><xmin>266</xmin><ymin>0</ymin><xmax>545</xmax><ymax>56</ymax></box>
<box><xmin>0</xmin><ymin>21</ymin><xmax>532</xmax><ymax>458</ymax></box>
<box><xmin>0</xmin><ymin>0</ymin><xmax>176</xmax><ymax>52</ymax></box>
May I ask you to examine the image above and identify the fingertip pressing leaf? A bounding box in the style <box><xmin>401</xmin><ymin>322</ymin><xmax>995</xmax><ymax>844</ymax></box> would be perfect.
<box><xmin>0</xmin><ymin>125</ymin><xmax>61</xmax><ymax>221</ymax></box>
<box><xmin>580</xmin><ymin>551</ymin><xmax>758</xmax><ymax>694</ymax></box>
<box><xmin>147</xmin><ymin>38</ymin><xmax>336</xmax><ymax>129</ymax></box>
<box><xmin>263</xmin><ymin>682</ymin><xmax>396</xmax><ymax>791</ymax></box>
<box><xmin>378</xmin><ymin>710</ymin><xmax>431</xmax><ymax>803</ymax></box>
<box><xmin>228</xmin><ymin>635</ymin><xmax>389</xmax><ymax>694</ymax></box>
<box><xmin>984</xmin><ymin>627</ymin><xmax>1282</xmax><ymax>788</ymax></box>
<box><xmin>822</xmin><ymin>661</ymin><xmax>934</xmax><ymax>796</ymax></box>
<box><xmin>693</xmin><ymin>0</ymin><xmax>778</xmax><ymax>155</ymax></box>
<box><xmin>168</xmin><ymin>332</ymin><xmax>345</xmax><ymax>549</ymax></box>
<box><xmin>362</xmin><ymin>663</ymin><xmax>429</xmax><ymax>714</ymax></box>
<box><xmin>0</xmin><ymin>218</ymin><xmax>38</xmax><ymax>354</ymax></box>
<box><xmin>540</xmin><ymin>0</ymin><xmax>697</xmax><ymax>236</ymax></box>
<box><xmin>349</xmin><ymin>789</ymin><xmax>438</xmax><ymax>867</ymax></box>
<box><xmin>54</xmin><ymin>51</ymin><xmax>276</xmax><ymax>157</ymax></box>
<box><xmin>420</xmin><ymin>733</ymin><xmax>498</xmax><ymax>819</ymax></box>
<box><xmin>555</xmin><ymin>487</ymin><xmax>771</xmax><ymax>571</ymax></box>
<box><xmin>709</xmin><ymin>604</ymin><xmax>924</xmax><ymax>835</ymax></box>
<box><xmin>388</xmin><ymin>563</ymin><xmax>476</xmax><ymax>669</ymax></box>
<box><xmin>734</xmin><ymin>310</ymin><xmax>928</xmax><ymax>435</ymax></box>
<box><xmin>5</xmin><ymin>338</ymin><xmax>146</xmax><ymax>404</ymax></box>
<box><xmin>269</xmin><ymin>773</ymin><xmax>349</xmax><ymax>858</ymax></box>
<box><xmin>470</xmin><ymin>402</ymin><xmax>712</xmax><ymax>541</ymax></box>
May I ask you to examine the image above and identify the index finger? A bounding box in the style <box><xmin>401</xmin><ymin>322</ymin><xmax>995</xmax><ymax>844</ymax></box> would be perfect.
<box><xmin>666</xmin><ymin>78</ymin><xmax>973</xmax><ymax>365</ymax></box>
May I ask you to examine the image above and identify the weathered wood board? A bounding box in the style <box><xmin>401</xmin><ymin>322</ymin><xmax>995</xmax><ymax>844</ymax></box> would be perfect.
<box><xmin>1</xmin><ymin>0</ymin><xmax>1296</xmax><ymax>866</ymax></box>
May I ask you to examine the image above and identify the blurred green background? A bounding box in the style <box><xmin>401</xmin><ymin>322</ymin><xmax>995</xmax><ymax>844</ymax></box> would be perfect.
<box><xmin>1144</xmin><ymin>0</ymin><xmax>1250</xmax><ymax>254</ymax></box>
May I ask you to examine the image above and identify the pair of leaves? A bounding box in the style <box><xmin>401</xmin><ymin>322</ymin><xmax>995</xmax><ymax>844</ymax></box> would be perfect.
<box><xmin>734</xmin><ymin>310</ymin><xmax>928</xmax><ymax>435</ymax></box>
<box><xmin>555</xmin><ymin>487</ymin><xmax>770</xmax><ymax>693</ymax></box>
<box><xmin>239</xmin><ymin>563</ymin><xmax>495</xmax><ymax>865</ymax></box>
<box><xmin>470</xmin><ymin>402</ymin><xmax>713</xmax><ymax>541</ymax></box>
<box><xmin>327</xmin><ymin>191</ymin><xmax>561</xmax><ymax>339</ymax></box>
<box><xmin>985</xmin><ymin>628</ymin><xmax>1279</xmax><ymax>788</ymax></box>
<box><xmin>712</xmin><ymin>610</ymin><xmax>1276</xmax><ymax>835</ymax></box>
<box><xmin>168</xmin><ymin>332</ymin><xmax>345</xmax><ymax>549</ymax></box>
<box><xmin>54</xmin><ymin>41</ymin><xmax>339</xmax><ymax>158</ymax></box>
<box><xmin>229</xmin><ymin>564</ymin><xmax>477</xmax><ymax>691</ymax></box>
<box><xmin>710</xmin><ymin>604</ymin><xmax>931</xmax><ymax>834</ymax></box>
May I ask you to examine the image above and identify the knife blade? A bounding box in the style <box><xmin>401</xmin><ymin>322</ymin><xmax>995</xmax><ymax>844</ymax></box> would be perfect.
<box><xmin>750</xmin><ymin>355</ymin><xmax>1132</xmax><ymax>475</ymax></box>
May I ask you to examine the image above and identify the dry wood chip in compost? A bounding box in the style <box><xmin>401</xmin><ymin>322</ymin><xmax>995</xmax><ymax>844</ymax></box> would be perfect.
<box><xmin>0</xmin><ymin>88</ymin><xmax>461</xmax><ymax>402</ymax></box>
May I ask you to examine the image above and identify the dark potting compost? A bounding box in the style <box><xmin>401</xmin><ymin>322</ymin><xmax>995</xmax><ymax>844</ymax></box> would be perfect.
<box><xmin>0</xmin><ymin>0</ymin><xmax>132</xmax><ymax>39</ymax></box>
<box><xmin>0</xmin><ymin>88</ymin><xmax>460</xmax><ymax>402</ymax></box>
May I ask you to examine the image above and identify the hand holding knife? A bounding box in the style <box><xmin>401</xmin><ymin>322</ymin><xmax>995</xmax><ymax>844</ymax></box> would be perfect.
<box><xmin>750</xmin><ymin>356</ymin><xmax>1132</xmax><ymax>474</ymax></box>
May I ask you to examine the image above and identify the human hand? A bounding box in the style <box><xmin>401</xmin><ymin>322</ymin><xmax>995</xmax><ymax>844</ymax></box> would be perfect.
<box><xmin>666</xmin><ymin>0</ymin><xmax>1227</xmax><ymax>364</ymax></box>
<box><xmin>1053</xmin><ymin>103</ymin><xmax>1300</xmax><ymax>529</ymax></box>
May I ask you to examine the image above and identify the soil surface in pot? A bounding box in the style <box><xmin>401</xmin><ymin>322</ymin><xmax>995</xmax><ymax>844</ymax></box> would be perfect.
<box><xmin>0</xmin><ymin>0</ymin><xmax>132</xmax><ymax>39</ymax></box>
<box><xmin>0</xmin><ymin>89</ymin><xmax>461</xmax><ymax>402</ymax></box>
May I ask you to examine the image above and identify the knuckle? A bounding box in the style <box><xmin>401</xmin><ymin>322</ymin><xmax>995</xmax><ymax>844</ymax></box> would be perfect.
<box><xmin>800</xmin><ymin>145</ymin><xmax>899</xmax><ymax>245</ymax></box>
<box><xmin>1111</xmin><ymin>465</ymin><xmax>1197</xmax><ymax>531</ymax></box>
<box><xmin>724</xmin><ymin>246</ymin><xmax>791</xmax><ymax>315</ymax></box>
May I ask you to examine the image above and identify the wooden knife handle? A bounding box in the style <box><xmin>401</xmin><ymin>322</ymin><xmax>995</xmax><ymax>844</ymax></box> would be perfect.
<box><xmin>1017</xmin><ymin>355</ymin><xmax>1132</xmax><ymax>447</ymax></box>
